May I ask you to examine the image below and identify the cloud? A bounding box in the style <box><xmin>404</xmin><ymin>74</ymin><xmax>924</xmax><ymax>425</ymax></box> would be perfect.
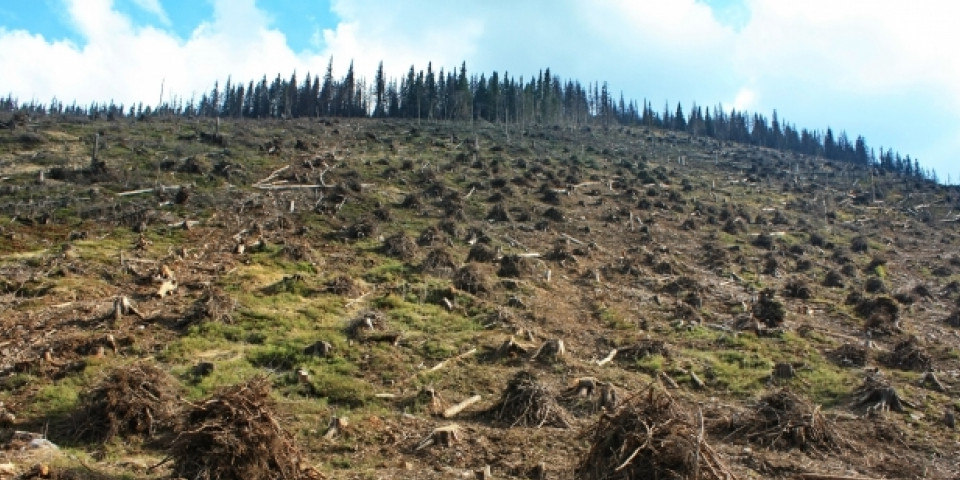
<box><xmin>131</xmin><ymin>0</ymin><xmax>171</xmax><ymax>25</ymax></box>
<box><xmin>0</xmin><ymin>0</ymin><xmax>329</xmax><ymax>107</ymax></box>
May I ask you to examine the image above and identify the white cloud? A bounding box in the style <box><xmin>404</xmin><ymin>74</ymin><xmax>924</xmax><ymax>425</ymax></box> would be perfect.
<box><xmin>131</xmin><ymin>0</ymin><xmax>171</xmax><ymax>25</ymax></box>
<box><xmin>732</xmin><ymin>87</ymin><xmax>757</xmax><ymax>111</ymax></box>
<box><xmin>0</xmin><ymin>0</ymin><xmax>330</xmax><ymax>107</ymax></box>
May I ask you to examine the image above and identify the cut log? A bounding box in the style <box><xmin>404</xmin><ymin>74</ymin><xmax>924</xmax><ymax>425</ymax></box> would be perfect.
<box><xmin>689</xmin><ymin>370</ymin><xmax>706</xmax><ymax>390</ymax></box>
<box><xmin>426</xmin><ymin>347</ymin><xmax>477</xmax><ymax>373</ymax></box>
<box><xmin>443</xmin><ymin>395</ymin><xmax>482</xmax><ymax>418</ymax></box>
<box><xmin>658</xmin><ymin>371</ymin><xmax>680</xmax><ymax>389</ymax></box>
<box><xmin>597</xmin><ymin>348</ymin><xmax>618</xmax><ymax>366</ymax></box>
<box><xmin>416</xmin><ymin>424</ymin><xmax>462</xmax><ymax>450</ymax></box>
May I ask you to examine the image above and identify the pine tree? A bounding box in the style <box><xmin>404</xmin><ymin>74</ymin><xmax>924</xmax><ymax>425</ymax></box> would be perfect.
<box><xmin>373</xmin><ymin>62</ymin><xmax>386</xmax><ymax>118</ymax></box>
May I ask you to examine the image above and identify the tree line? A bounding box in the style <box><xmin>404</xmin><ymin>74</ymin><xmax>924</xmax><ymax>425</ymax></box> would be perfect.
<box><xmin>0</xmin><ymin>59</ymin><xmax>936</xmax><ymax>182</ymax></box>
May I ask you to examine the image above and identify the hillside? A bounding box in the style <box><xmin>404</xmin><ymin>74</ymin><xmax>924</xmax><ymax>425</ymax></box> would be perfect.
<box><xmin>0</xmin><ymin>115</ymin><xmax>958</xmax><ymax>479</ymax></box>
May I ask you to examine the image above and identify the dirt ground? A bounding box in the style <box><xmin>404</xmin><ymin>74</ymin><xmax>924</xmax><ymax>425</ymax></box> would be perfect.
<box><xmin>0</xmin><ymin>115</ymin><xmax>958</xmax><ymax>479</ymax></box>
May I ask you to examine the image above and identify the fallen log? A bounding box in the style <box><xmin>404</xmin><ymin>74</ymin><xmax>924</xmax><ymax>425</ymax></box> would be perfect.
<box><xmin>596</xmin><ymin>349</ymin><xmax>618</xmax><ymax>366</ymax></box>
<box><xmin>443</xmin><ymin>395</ymin><xmax>482</xmax><ymax>419</ymax></box>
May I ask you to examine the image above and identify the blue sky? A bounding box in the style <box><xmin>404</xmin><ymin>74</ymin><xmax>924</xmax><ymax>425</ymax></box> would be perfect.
<box><xmin>1</xmin><ymin>0</ymin><xmax>958</xmax><ymax>182</ymax></box>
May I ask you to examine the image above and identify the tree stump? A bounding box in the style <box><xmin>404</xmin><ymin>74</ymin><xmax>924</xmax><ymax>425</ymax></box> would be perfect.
<box><xmin>416</xmin><ymin>424</ymin><xmax>462</xmax><ymax>450</ymax></box>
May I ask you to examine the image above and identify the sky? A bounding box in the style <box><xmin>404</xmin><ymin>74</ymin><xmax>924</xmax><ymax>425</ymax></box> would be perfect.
<box><xmin>1</xmin><ymin>0</ymin><xmax>958</xmax><ymax>183</ymax></box>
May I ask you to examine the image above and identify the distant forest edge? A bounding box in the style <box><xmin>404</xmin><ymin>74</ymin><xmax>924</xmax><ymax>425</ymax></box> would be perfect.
<box><xmin>0</xmin><ymin>59</ymin><xmax>939</xmax><ymax>182</ymax></box>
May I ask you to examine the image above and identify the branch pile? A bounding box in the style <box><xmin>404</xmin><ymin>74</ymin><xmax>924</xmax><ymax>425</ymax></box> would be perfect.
<box><xmin>882</xmin><ymin>336</ymin><xmax>932</xmax><ymax>372</ymax></box>
<box><xmin>71</xmin><ymin>363</ymin><xmax>180</xmax><ymax>443</ymax></box>
<box><xmin>171</xmin><ymin>376</ymin><xmax>308</xmax><ymax>480</ymax></box>
<box><xmin>487</xmin><ymin>371</ymin><xmax>570</xmax><ymax>428</ymax></box>
<box><xmin>736</xmin><ymin>389</ymin><xmax>849</xmax><ymax>452</ymax></box>
<box><xmin>182</xmin><ymin>286</ymin><xmax>236</xmax><ymax>326</ymax></box>
<box><xmin>576</xmin><ymin>384</ymin><xmax>736</xmax><ymax>480</ymax></box>
<box><xmin>420</xmin><ymin>248</ymin><xmax>458</xmax><ymax>277</ymax></box>
<box><xmin>382</xmin><ymin>231</ymin><xmax>418</xmax><ymax>260</ymax></box>
<box><xmin>855</xmin><ymin>296</ymin><xmax>900</xmax><ymax>335</ymax></box>
<box><xmin>453</xmin><ymin>264</ymin><xmax>491</xmax><ymax>295</ymax></box>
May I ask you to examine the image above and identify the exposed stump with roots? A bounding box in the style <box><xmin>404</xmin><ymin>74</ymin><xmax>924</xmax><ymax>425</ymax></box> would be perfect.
<box><xmin>822</xmin><ymin>269</ymin><xmax>845</xmax><ymax>288</ymax></box>
<box><xmin>70</xmin><ymin>363</ymin><xmax>180</xmax><ymax>443</ymax></box>
<box><xmin>417</xmin><ymin>225</ymin><xmax>447</xmax><ymax>246</ymax></box>
<box><xmin>576</xmin><ymin>384</ymin><xmax>737</xmax><ymax>480</ymax></box>
<box><xmin>453</xmin><ymin>264</ymin><xmax>491</xmax><ymax>295</ymax></box>
<box><xmin>660</xmin><ymin>276</ymin><xmax>700</xmax><ymax>296</ymax></box>
<box><xmin>467</xmin><ymin>244</ymin><xmax>499</xmax><ymax>263</ymax></box>
<box><xmin>530</xmin><ymin>339</ymin><xmax>566</xmax><ymax>362</ymax></box>
<box><xmin>616</xmin><ymin>339</ymin><xmax>671</xmax><ymax>363</ymax></box>
<box><xmin>399</xmin><ymin>193</ymin><xmax>422</xmax><ymax>209</ymax></box>
<box><xmin>420</xmin><ymin>248</ymin><xmax>458</xmax><ymax>277</ymax></box>
<box><xmin>498</xmin><ymin>254</ymin><xmax>535</xmax><ymax>278</ymax></box>
<box><xmin>486</xmin><ymin>371</ymin><xmax>570</xmax><ymax>428</ymax></box>
<box><xmin>345</xmin><ymin>219</ymin><xmax>378</xmax><ymax>239</ymax></box>
<box><xmin>829</xmin><ymin>343</ymin><xmax>868</xmax><ymax>368</ymax></box>
<box><xmin>882</xmin><ymin>336</ymin><xmax>932</xmax><ymax>372</ymax></box>
<box><xmin>853</xmin><ymin>372</ymin><xmax>914</xmax><ymax>414</ymax></box>
<box><xmin>783</xmin><ymin>279</ymin><xmax>812</xmax><ymax>299</ymax></box>
<box><xmin>171</xmin><ymin>376</ymin><xmax>309</xmax><ymax>480</ymax></box>
<box><xmin>945</xmin><ymin>310</ymin><xmax>960</xmax><ymax>328</ymax></box>
<box><xmin>752</xmin><ymin>289</ymin><xmax>786</xmax><ymax>327</ymax></box>
<box><xmin>561</xmin><ymin>377</ymin><xmax>621</xmax><ymax>415</ymax></box>
<box><xmin>730</xmin><ymin>389</ymin><xmax>849</xmax><ymax>452</ymax></box>
<box><xmin>486</xmin><ymin>203</ymin><xmax>511</xmax><ymax>222</ymax></box>
<box><xmin>182</xmin><ymin>287</ymin><xmax>236</xmax><ymax>327</ymax></box>
<box><xmin>382</xmin><ymin>231</ymin><xmax>418</xmax><ymax>260</ymax></box>
<box><xmin>345</xmin><ymin>310</ymin><xmax>389</xmax><ymax>339</ymax></box>
<box><xmin>325</xmin><ymin>275</ymin><xmax>361</xmax><ymax>296</ymax></box>
<box><xmin>856</xmin><ymin>296</ymin><xmax>900</xmax><ymax>335</ymax></box>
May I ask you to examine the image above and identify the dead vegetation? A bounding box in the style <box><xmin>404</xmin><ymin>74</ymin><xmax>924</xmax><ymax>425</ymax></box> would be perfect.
<box><xmin>171</xmin><ymin>376</ymin><xmax>311</xmax><ymax>480</ymax></box>
<box><xmin>856</xmin><ymin>296</ymin><xmax>900</xmax><ymax>335</ymax></box>
<box><xmin>829</xmin><ymin>343</ymin><xmax>869</xmax><ymax>367</ymax></box>
<box><xmin>576</xmin><ymin>384</ymin><xmax>736</xmax><ymax>480</ymax></box>
<box><xmin>486</xmin><ymin>371</ymin><xmax>571</xmax><ymax>428</ymax></box>
<box><xmin>453</xmin><ymin>264</ymin><xmax>491</xmax><ymax>295</ymax></box>
<box><xmin>881</xmin><ymin>336</ymin><xmax>932</xmax><ymax>371</ymax></box>
<box><xmin>70</xmin><ymin>363</ymin><xmax>180</xmax><ymax>443</ymax></box>
<box><xmin>725</xmin><ymin>389</ymin><xmax>849</xmax><ymax>453</ymax></box>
